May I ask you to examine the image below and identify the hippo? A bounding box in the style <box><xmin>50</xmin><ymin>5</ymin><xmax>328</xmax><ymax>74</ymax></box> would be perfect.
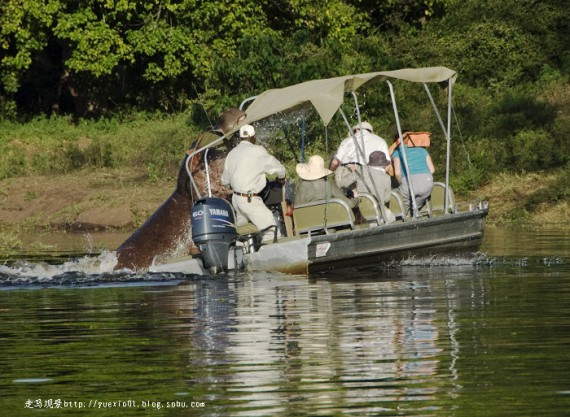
<box><xmin>114</xmin><ymin>108</ymin><xmax>246</xmax><ymax>270</ymax></box>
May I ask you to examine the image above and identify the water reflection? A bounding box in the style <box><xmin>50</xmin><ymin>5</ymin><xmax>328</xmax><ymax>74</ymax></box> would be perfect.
<box><xmin>173</xmin><ymin>274</ymin><xmax>449</xmax><ymax>415</ymax></box>
<box><xmin>0</xmin><ymin>228</ymin><xmax>569</xmax><ymax>416</ymax></box>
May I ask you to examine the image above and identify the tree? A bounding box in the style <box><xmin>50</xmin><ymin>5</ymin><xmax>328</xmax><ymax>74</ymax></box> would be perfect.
<box><xmin>1</xmin><ymin>0</ymin><xmax>270</xmax><ymax>116</ymax></box>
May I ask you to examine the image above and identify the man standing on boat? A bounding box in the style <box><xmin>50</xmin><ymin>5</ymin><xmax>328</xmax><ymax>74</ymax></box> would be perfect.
<box><xmin>222</xmin><ymin>124</ymin><xmax>286</xmax><ymax>241</ymax></box>
<box><xmin>329</xmin><ymin>121</ymin><xmax>391</xmax><ymax>201</ymax></box>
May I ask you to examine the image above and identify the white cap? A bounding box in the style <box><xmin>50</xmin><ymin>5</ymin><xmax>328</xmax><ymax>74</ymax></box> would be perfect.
<box><xmin>240</xmin><ymin>124</ymin><xmax>255</xmax><ymax>138</ymax></box>
<box><xmin>352</xmin><ymin>121</ymin><xmax>373</xmax><ymax>133</ymax></box>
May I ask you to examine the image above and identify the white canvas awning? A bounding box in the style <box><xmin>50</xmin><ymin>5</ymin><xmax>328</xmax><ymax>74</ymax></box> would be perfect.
<box><xmin>232</xmin><ymin>66</ymin><xmax>457</xmax><ymax>134</ymax></box>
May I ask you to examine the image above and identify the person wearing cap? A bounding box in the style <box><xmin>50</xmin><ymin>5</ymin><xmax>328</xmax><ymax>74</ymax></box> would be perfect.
<box><xmin>221</xmin><ymin>124</ymin><xmax>286</xmax><ymax>240</ymax></box>
<box><xmin>391</xmin><ymin>131</ymin><xmax>435</xmax><ymax>214</ymax></box>
<box><xmin>360</xmin><ymin>150</ymin><xmax>392</xmax><ymax>204</ymax></box>
<box><xmin>329</xmin><ymin>121</ymin><xmax>390</xmax><ymax>192</ymax></box>
<box><xmin>295</xmin><ymin>155</ymin><xmax>357</xmax><ymax>208</ymax></box>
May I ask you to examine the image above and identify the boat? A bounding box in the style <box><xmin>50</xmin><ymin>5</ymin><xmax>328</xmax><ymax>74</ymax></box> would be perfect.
<box><xmin>148</xmin><ymin>67</ymin><xmax>489</xmax><ymax>275</ymax></box>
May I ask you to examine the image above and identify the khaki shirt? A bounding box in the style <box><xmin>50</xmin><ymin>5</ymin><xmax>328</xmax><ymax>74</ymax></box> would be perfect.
<box><xmin>221</xmin><ymin>141</ymin><xmax>286</xmax><ymax>193</ymax></box>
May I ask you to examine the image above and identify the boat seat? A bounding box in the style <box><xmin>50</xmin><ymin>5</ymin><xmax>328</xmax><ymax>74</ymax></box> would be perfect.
<box><xmin>236</xmin><ymin>223</ymin><xmax>279</xmax><ymax>252</ymax></box>
<box><xmin>237</xmin><ymin>222</ymin><xmax>259</xmax><ymax>236</ymax></box>
<box><xmin>358</xmin><ymin>192</ymin><xmax>383</xmax><ymax>226</ymax></box>
<box><xmin>293</xmin><ymin>198</ymin><xmax>355</xmax><ymax>236</ymax></box>
<box><xmin>389</xmin><ymin>190</ymin><xmax>433</xmax><ymax>219</ymax></box>
<box><xmin>389</xmin><ymin>191</ymin><xmax>406</xmax><ymax>221</ymax></box>
<box><xmin>430</xmin><ymin>182</ymin><xmax>456</xmax><ymax>214</ymax></box>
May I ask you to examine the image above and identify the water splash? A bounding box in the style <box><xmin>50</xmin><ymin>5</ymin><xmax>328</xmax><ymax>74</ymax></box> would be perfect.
<box><xmin>254</xmin><ymin>108</ymin><xmax>312</xmax><ymax>145</ymax></box>
<box><xmin>389</xmin><ymin>253</ymin><xmax>492</xmax><ymax>267</ymax></box>
<box><xmin>0</xmin><ymin>251</ymin><xmax>196</xmax><ymax>287</ymax></box>
<box><xmin>541</xmin><ymin>256</ymin><xmax>565</xmax><ymax>266</ymax></box>
<box><xmin>152</xmin><ymin>231</ymin><xmax>194</xmax><ymax>266</ymax></box>
<box><xmin>83</xmin><ymin>232</ymin><xmax>94</xmax><ymax>254</ymax></box>
<box><xmin>1</xmin><ymin>251</ymin><xmax>118</xmax><ymax>280</ymax></box>
<box><xmin>390</xmin><ymin>253</ymin><xmax>566</xmax><ymax>268</ymax></box>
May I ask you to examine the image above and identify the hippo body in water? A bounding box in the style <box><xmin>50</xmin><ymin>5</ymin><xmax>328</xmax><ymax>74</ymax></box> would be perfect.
<box><xmin>114</xmin><ymin>108</ymin><xmax>246</xmax><ymax>270</ymax></box>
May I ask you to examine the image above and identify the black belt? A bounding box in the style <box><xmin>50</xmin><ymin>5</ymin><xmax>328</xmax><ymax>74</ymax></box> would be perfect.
<box><xmin>342</xmin><ymin>162</ymin><xmax>362</xmax><ymax>166</ymax></box>
<box><xmin>234</xmin><ymin>191</ymin><xmax>259</xmax><ymax>203</ymax></box>
<box><xmin>234</xmin><ymin>191</ymin><xmax>259</xmax><ymax>197</ymax></box>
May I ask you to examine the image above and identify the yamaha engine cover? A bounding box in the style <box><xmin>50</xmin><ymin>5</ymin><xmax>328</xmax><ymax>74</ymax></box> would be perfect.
<box><xmin>191</xmin><ymin>198</ymin><xmax>237</xmax><ymax>273</ymax></box>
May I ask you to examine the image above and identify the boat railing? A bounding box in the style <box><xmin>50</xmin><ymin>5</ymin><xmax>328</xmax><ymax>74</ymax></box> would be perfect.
<box><xmin>430</xmin><ymin>182</ymin><xmax>456</xmax><ymax>214</ymax></box>
<box><xmin>357</xmin><ymin>193</ymin><xmax>383</xmax><ymax>226</ymax></box>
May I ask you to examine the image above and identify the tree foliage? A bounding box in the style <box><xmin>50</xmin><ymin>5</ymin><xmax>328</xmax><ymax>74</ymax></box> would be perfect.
<box><xmin>0</xmin><ymin>0</ymin><xmax>568</xmax><ymax>179</ymax></box>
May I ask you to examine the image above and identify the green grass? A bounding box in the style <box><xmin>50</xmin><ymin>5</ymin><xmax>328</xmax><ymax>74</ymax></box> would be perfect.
<box><xmin>0</xmin><ymin>113</ymin><xmax>201</xmax><ymax>180</ymax></box>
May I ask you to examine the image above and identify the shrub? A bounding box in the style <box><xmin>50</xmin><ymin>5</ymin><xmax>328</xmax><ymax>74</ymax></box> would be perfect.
<box><xmin>510</xmin><ymin>129</ymin><xmax>558</xmax><ymax>171</ymax></box>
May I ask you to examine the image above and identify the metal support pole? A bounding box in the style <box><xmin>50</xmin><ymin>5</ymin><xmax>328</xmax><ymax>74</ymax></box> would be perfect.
<box><xmin>204</xmin><ymin>148</ymin><xmax>212</xmax><ymax>197</ymax></box>
<box><xmin>350</xmin><ymin>92</ymin><xmax>390</xmax><ymax>222</ymax></box>
<box><xmin>387</xmin><ymin>80</ymin><xmax>418</xmax><ymax>217</ymax></box>
<box><xmin>445</xmin><ymin>79</ymin><xmax>453</xmax><ymax>213</ymax></box>
<box><xmin>424</xmin><ymin>82</ymin><xmax>451</xmax><ymax>213</ymax></box>
<box><xmin>423</xmin><ymin>83</ymin><xmax>448</xmax><ymax>138</ymax></box>
<box><xmin>239</xmin><ymin>96</ymin><xmax>257</xmax><ymax>111</ymax></box>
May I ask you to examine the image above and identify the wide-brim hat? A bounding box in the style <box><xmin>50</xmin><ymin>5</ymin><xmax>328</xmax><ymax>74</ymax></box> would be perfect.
<box><xmin>352</xmin><ymin>121</ymin><xmax>373</xmax><ymax>133</ymax></box>
<box><xmin>369</xmin><ymin>150</ymin><xmax>390</xmax><ymax>167</ymax></box>
<box><xmin>296</xmin><ymin>155</ymin><xmax>333</xmax><ymax>180</ymax></box>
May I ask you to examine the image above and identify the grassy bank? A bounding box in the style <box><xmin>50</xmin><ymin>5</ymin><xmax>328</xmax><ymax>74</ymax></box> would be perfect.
<box><xmin>0</xmin><ymin>113</ymin><xmax>200</xmax><ymax>181</ymax></box>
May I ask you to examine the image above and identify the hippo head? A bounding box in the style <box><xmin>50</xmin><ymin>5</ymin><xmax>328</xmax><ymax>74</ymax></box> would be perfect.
<box><xmin>177</xmin><ymin>107</ymin><xmax>247</xmax><ymax>198</ymax></box>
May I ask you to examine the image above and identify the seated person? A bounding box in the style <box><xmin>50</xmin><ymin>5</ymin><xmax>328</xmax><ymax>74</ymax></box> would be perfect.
<box><xmin>392</xmin><ymin>132</ymin><xmax>435</xmax><ymax>214</ymax></box>
<box><xmin>329</xmin><ymin>121</ymin><xmax>390</xmax><ymax>193</ymax></box>
<box><xmin>360</xmin><ymin>150</ymin><xmax>395</xmax><ymax>223</ymax></box>
<box><xmin>295</xmin><ymin>155</ymin><xmax>357</xmax><ymax>209</ymax></box>
<box><xmin>360</xmin><ymin>150</ymin><xmax>391</xmax><ymax>204</ymax></box>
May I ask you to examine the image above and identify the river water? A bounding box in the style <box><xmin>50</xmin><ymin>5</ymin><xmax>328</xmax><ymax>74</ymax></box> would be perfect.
<box><xmin>0</xmin><ymin>226</ymin><xmax>569</xmax><ymax>416</ymax></box>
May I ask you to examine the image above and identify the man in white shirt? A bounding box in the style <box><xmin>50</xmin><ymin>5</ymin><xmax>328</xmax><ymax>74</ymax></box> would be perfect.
<box><xmin>329</xmin><ymin>121</ymin><xmax>390</xmax><ymax>196</ymax></box>
<box><xmin>222</xmin><ymin>124</ymin><xmax>286</xmax><ymax>240</ymax></box>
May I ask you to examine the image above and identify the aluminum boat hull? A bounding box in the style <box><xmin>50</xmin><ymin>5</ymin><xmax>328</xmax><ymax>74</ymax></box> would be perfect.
<box><xmin>150</xmin><ymin>208</ymin><xmax>487</xmax><ymax>275</ymax></box>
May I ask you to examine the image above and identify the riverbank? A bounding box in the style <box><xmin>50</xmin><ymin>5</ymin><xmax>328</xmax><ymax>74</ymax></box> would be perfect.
<box><xmin>0</xmin><ymin>167</ymin><xmax>568</xmax><ymax>252</ymax></box>
<box><xmin>0</xmin><ymin>168</ymin><xmax>171</xmax><ymax>232</ymax></box>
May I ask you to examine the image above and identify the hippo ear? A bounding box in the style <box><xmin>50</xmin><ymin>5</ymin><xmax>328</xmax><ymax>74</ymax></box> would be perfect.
<box><xmin>236</xmin><ymin>113</ymin><xmax>246</xmax><ymax>125</ymax></box>
<box><xmin>214</xmin><ymin>108</ymin><xmax>246</xmax><ymax>133</ymax></box>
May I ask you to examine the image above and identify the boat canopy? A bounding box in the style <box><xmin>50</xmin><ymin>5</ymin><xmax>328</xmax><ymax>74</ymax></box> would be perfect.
<box><xmin>233</xmin><ymin>66</ymin><xmax>457</xmax><ymax>132</ymax></box>
<box><xmin>188</xmin><ymin>66</ymin><xmax>458</xmax><ymax>215</ymax></box>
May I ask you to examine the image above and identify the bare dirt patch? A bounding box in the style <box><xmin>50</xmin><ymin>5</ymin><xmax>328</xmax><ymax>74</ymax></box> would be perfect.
<box><xmin>0</xmin><ymin>168</ymin><xmax>174</xmax><ymax>232</ymax></box>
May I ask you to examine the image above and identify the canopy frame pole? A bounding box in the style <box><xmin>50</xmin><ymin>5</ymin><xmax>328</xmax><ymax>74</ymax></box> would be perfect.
<box><xmin>349</xmin><ymin>91</ymin><xmax>389</xmax><ymax>223</ymax></box>
<box><xmin>204</xmin><ymin>148</ymin><xmax>212</xmax><ymax>197</ymax></box>
<box><xmin>423</xmin><ymin>83</ymin><xmax>448</xmax><ymax>138</ymax></box>
<box><xmin>424</xmin><ymin>82</ymin><xmax>451</xmax><ymax>213</ymax></box>
<box><xmin>301</xmin><ymin>109</ymin><xmax>306</xmax><ymax>162</ymax></box>
<box><xmin>239</xmin><ymin>96</ymin><xmax>257</xmax><ymax>111</ymax></box>
<box><xmin>387</xmin><ymin>80</ymin><xmax>419</xmax><ymax>218</ymax></box>
<box><xmin>445</xmin><ymin>78</ymin><xmax>453</xmax><ymax>213</ymax></box>
<box><xmin>185</xmin><ymin>155</ymin><xmax>202</xmax><ymax>199</ymax></box>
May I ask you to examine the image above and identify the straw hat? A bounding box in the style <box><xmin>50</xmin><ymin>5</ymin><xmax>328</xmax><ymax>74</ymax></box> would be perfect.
<box><xmin>239</xmin><ymin>124</ymin><xmax>255</xmax><ymax>138</ymax></box>
<box><xmin>369</xmin><ymin>151</ymin><xmax>390</xmax><ymax>167</ymax></box>
<box><xmin>296</xmin><ymin>155</ymin><xmax>333</xmax><ymax>180</ymax></box>
<box><xmin>352</xmin><ymin>121</ymin><xmax>373</xmax><ymax>133</ymax></box>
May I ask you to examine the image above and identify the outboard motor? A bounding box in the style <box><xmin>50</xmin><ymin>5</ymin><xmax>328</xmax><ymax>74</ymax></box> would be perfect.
<box><xmin>191</xmin><ymin>197</ymin><xmax>238</xmax><ymax>273</ymax></box>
